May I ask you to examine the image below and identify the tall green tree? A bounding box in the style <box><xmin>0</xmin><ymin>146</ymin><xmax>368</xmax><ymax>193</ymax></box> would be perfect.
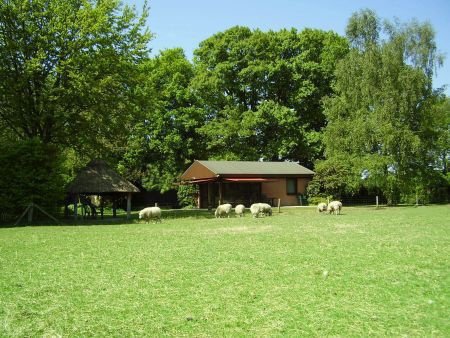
<box><xmin>320</xmin><ymin>9</ymin><xmax>445</xmax><ymax>204</ymax></box>
<box><xmin>120</xmin><ymin>48</ymin><xmax>204</xmax><ymax>191</ymax></box>
<box><xmin>0</xmin><ymin>0</ymin><xmax>151</xmax><ymax>153</ymax></box>
<box><xmin>192</xmin><ymin>26</ymin><xmax>348</xmax><ymax>165</ymax></box>
<box><xmin>433</xmin><ymin>97</ymin><xmax>450</xmax><ymax>175</ymax></box>
<box><xmin>0</xmin><ymin>0</ymin><xmax>151</xmax><ymax>215</ymax></box>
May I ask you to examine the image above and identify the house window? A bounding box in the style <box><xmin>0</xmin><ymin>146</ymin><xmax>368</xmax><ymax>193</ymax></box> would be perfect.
<box><xmin>286</xmin><ymin>178</ymin><xmax>297</xmax><ymax>195</ymax></box>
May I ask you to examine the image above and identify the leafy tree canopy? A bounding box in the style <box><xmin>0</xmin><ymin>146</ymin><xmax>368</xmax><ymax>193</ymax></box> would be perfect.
<box><xmin>120</xmin><ymin>48</ymin><xmax>205</xmax><ymax>191</ymax></box>
<box><xmin>320</xmin><ymin>9</ymin><xmax>446</xmax><ymax>204</ymax></box>
<box><xmin>0</xmin><ymin>0</ymin><xmax>151</xmax><ymax>153</ymax></box>
<box><xmin>192</xmin><ymin>26</ymin><xmax>348</xmax><ymax>165</ymax></box>
<box><xmin>0</xmin><ymin>0</ymin><xmax>152</xmax><ymax>213</ymax></box>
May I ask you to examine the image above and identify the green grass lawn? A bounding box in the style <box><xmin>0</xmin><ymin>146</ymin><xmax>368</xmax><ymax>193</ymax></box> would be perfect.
<box><xmin>1</xmin><ymin>205</ymin><xmax>449</xmax><ymax>336</ymax></box>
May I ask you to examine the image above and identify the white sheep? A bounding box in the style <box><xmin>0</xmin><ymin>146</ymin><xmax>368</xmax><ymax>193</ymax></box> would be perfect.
<box><xmin>259</xmin><ymin>203</ymin><xmax>273</xmax><ymax>216</ymax></box>
<box><xmin>327</xmin><ymin>201</ymin><xmax>342</xmax><ymax>215</ymax></box>
<box><xmin>317</xmin><ymin>202</ymin><xmax>327</xmax><ymax>213</ymax></box>
<box><xmin>215</xmin><ymin>203</ymin><xmax>232</xmax><ymax>218</ymax></box>
<box><xmin>139</xmin><ymin>206</ymin><xmax>162</xmax><ymax>223</ymax></box>
<box><xmin>235</xmin><ymin>204</ymin><xmax>245</xmax><ymax>217</ymax></box>
<box><xmin>250</xmin><ymin>203</ymin><xmax>272</xmax><ymax>218</ymax></box>
<box><xmin>250</xmin><ymin>203</ymin><xmax>262</xmax><ymax>218</ymax></box>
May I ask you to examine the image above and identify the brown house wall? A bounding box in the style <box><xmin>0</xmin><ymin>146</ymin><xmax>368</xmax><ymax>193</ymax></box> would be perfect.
<box><xmin>297</xmin><ymin>178</ymin><xmax>310</xmax><ymax>195</ymax></box>
<box><xmin>197</xmin><ymin>177</ymin><xmax>312</xmax><ymax>208</ymax></box>
<box><xmin>261</xmin><ymin>178</ymin><xmax>311</xmax><ymax>206</ymax></box>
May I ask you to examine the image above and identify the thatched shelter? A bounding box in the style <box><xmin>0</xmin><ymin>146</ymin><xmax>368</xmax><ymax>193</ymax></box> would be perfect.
<box><xmin>67</xmin><ymin>159</ymin><xmax>139</xmax><ymax>219</ymax></box>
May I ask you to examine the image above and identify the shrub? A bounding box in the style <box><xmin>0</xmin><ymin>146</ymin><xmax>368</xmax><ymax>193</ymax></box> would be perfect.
<box><xmin>307</xmin><ymin>195</ymin><xmax>333</xmax><ymax>206</ymax></box>
<box><xmin>177</xmin><ymin>184</ymin><xmax>199</xmax><ymax>208</ymax></box>
<box><xmin>0</xmin><ymin>139</ymin><xmax>65</xmax><ymax>221</ymax></box>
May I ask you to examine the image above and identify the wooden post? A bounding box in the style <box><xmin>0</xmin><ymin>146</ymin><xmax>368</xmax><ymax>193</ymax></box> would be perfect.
<box><xmin>154</xmin><ymin>202</ymin><xmax>158</xmax><ymax>207</ymax></box>
<box><xmin>219</xmin><ymin>182</ymin><xmax>223</xmax><ymax>205</ymax></box>
<box><xmin>207</xmin><ymin>183</ymin><xmax>212</xmax><ymax>210</ymax></box>
<box><xmin>100</xmin><ymin>196</ymin><xmax>104</xmax><ymax>219</ymax></box>
<box><xmin>33</xmin><ymin>203</ymin><xmax>60</xmax><ymax>224</ymax></box>
<box><xmin>14</xmin><ymin>206</ymin><xmax>30</xmax><ymax>226</ymax></box>
<box><xmin>15</xmin><ymin>203</ymin><xmax>59</xmax><ymax>226</ymax></box>
<box><xmin>277</xmin><ymin>198</ymin><xmax>281</xmax><ymax>213</ymax></box>
<box><xmin>27</xmin><ymin>202</ymin><xmax>34</xmax><ymax>223</ymax></box>
<box><xmin>127</xmin><ymin>193</ymin><xmax>132</xmax><ymax>220</ymax></box>
<box><xmin>74</xmin><ymin>194</ymin><xmax>78</xmax><ymax>220</ymax></box>
<box><xmin>113</xmin><ymin>198</ymin><xmax>117</xmax><ymax>218</ymax></box>
<box><xmin>376</xmin><ymin>195</ymin><xmax>379</xmax><ymax>209</ymax></box>
<box><xmin>415</xmin><ymin>192</ymin><xmax>419</xmax><ymax>207</ymax></box>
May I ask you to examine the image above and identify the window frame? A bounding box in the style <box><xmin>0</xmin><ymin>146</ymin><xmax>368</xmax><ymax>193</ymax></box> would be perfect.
<box><xmin>286</xmin><ymin>178</ymin><xmax>298</xmax><ymax>195</ymax></box>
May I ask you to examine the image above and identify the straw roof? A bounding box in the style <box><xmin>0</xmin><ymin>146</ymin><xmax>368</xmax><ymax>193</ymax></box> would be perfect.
<box><xmin>68</xmin><ymin>159</ymin><xmax>139</xmax><ymax>194</ymax></box>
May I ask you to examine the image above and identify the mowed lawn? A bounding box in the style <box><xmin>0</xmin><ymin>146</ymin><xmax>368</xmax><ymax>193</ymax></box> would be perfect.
<box><xmin>1</xmin><ymin>206</ymin><xmax>449</xmax><ymax>337</ymax></box>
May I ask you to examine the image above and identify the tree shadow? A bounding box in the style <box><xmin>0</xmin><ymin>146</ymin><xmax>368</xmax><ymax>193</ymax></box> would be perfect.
<box><xmin>0</xmin><ymin>208</ymin><xmax>217</xmax><ymax>228</ymax></box>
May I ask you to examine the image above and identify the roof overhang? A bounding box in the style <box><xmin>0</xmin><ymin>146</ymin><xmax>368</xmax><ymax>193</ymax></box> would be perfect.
<box><xmin>182</xmin><ymin>177</ymin><xmax>218</xmax><ymax>184</ymax></box>
<box><xmin>222</xmin><ymin>177</ymin><xmax>276</xmax><ymax>182</ymax></box>
<box><xmin>181</xmin><ymin>177</ymin><xmax>280</xmax><ymax>184</ymax></box>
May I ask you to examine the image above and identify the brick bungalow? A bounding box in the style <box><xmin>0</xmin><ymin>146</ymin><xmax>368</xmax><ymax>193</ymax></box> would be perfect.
<box><xmin>180</xmin><ymin>160</ymin><xmax>315</xmax><ymax>208</ymax></box>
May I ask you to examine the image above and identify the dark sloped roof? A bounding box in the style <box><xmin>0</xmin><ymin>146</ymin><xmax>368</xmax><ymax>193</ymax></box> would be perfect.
<box><xmin>68</xmin><ymin>159</ymin><xmax>139</xmax><ymax>194</ymax></box>
<box><xmin>197</xmin><ymin>160</ymin><xmax>315</xmax><ymax>176</ymax></box>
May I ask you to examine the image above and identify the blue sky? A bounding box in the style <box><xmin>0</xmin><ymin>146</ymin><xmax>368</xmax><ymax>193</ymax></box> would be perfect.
<box><xmin>129</xmin><ymin>0</ymin><xmax>450</xmax><ymax>95</ymax></box>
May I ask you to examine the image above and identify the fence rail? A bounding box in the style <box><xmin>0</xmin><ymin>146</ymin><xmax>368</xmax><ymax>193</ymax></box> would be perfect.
<box><xmin>340</xmin><ymin>195</ymin><xmax>388</xmax><ymax>206</ymax></box>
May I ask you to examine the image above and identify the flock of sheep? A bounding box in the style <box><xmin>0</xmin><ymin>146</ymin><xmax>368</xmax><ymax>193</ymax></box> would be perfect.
<box><xmin>138</xmin><ymin>200</ymin><xmax>342</xmax><ymax>223</ymax></box>
<box><xmin>317</xmin><ymin>200</ymin><xmax>343</xmax><ymax>215</ymax></box>
<box><xmin>214</xmin><ymin>203</ymin><xmax>273</xmax><ymax>218</ymax></box>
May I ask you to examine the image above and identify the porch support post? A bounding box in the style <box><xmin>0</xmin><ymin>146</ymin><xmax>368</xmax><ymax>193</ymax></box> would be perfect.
<box><xmin>127</xmin><ymin>193</ymin><xmax>132</xmax><ymax>220</ymax></box>
<box><xmin>112</xmin><ymin>196</ymin><xmax>117</xmax><ymax>218</ymax></box>
<box><xmin>207</xmin><ymin>183</ymin><xmax>212</xmax><ymax>210</ymax></box>
<box><xmin>219</xmin><ymin>181</ymin><xmax>223</xmax><ymax>205</ymax></box>
<box><xmin>100</xmin><ymin>196</ymin><xmax>104</xmax><ymax>219</ymax></box>
<box><xmin>196</xmin><ymin>185</ymin><xmax>200</xmax><ymax>208</ymax></box>
<box><xmin>74</xmin><ymin>194</ymin><xmax>79</xmax><ymax>220</ymax></box>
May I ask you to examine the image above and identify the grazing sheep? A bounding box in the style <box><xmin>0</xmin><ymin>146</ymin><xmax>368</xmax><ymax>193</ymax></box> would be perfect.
<box><xmin>327</xmin><ymin>201</ymin><xmax>342</xmax><ymax>215</ymax></box>
<box><xmin>215</xmin><ymin>203</ymin><xmax>232</xmax><ymax>218</ymax></box>
<box><xmin>235</xmin><ymin>204</ymin><xmax>245</xmax><ymax>217</ymax></box>
<box><xmin>250</xmin><ymin>203</ymin><xmax>272</xmax><ymax>218</ymax></box>
<box><xmin>317</xmin><ymin>202</ymin><xmax>327</xmax><ymax>213</ymax></box>
<box><xmin>139</xmin><ymin>206</ymin><xmax>162</xmax><ymax>223</ymax></box>
<box><xmin>250</xmin><ymin>203</ymin><xmax>262</xmax><ymax>218</ymax></box>
<box><xmin>259</xmin><ymin>203</ymin><xmax>273</xmax><ymax>216</ymax></box>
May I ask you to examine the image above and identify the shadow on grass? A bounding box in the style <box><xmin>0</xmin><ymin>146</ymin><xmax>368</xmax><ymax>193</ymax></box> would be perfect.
<box><xmin>0</xmin><ymin>208</ymin><xmax>216</xmax><ymax>228</ymax></box>
<box><xmin>3</xmin><ymin>204</ymin><xmax>438</xmax><ymax>228</ymax></box>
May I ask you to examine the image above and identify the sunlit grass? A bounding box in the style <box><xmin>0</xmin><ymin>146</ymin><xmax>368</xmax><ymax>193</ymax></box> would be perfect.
<box><xmin>1</xmin><ymin>205</ymin><xmax>449</xmax><ymax>336</ymax></box>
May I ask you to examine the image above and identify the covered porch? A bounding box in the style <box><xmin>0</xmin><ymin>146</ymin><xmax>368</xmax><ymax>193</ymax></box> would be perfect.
<box><xmin>191</xmin><ymin>178</ymin><xmax>277</xmax><ymax>209</ymax></box>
